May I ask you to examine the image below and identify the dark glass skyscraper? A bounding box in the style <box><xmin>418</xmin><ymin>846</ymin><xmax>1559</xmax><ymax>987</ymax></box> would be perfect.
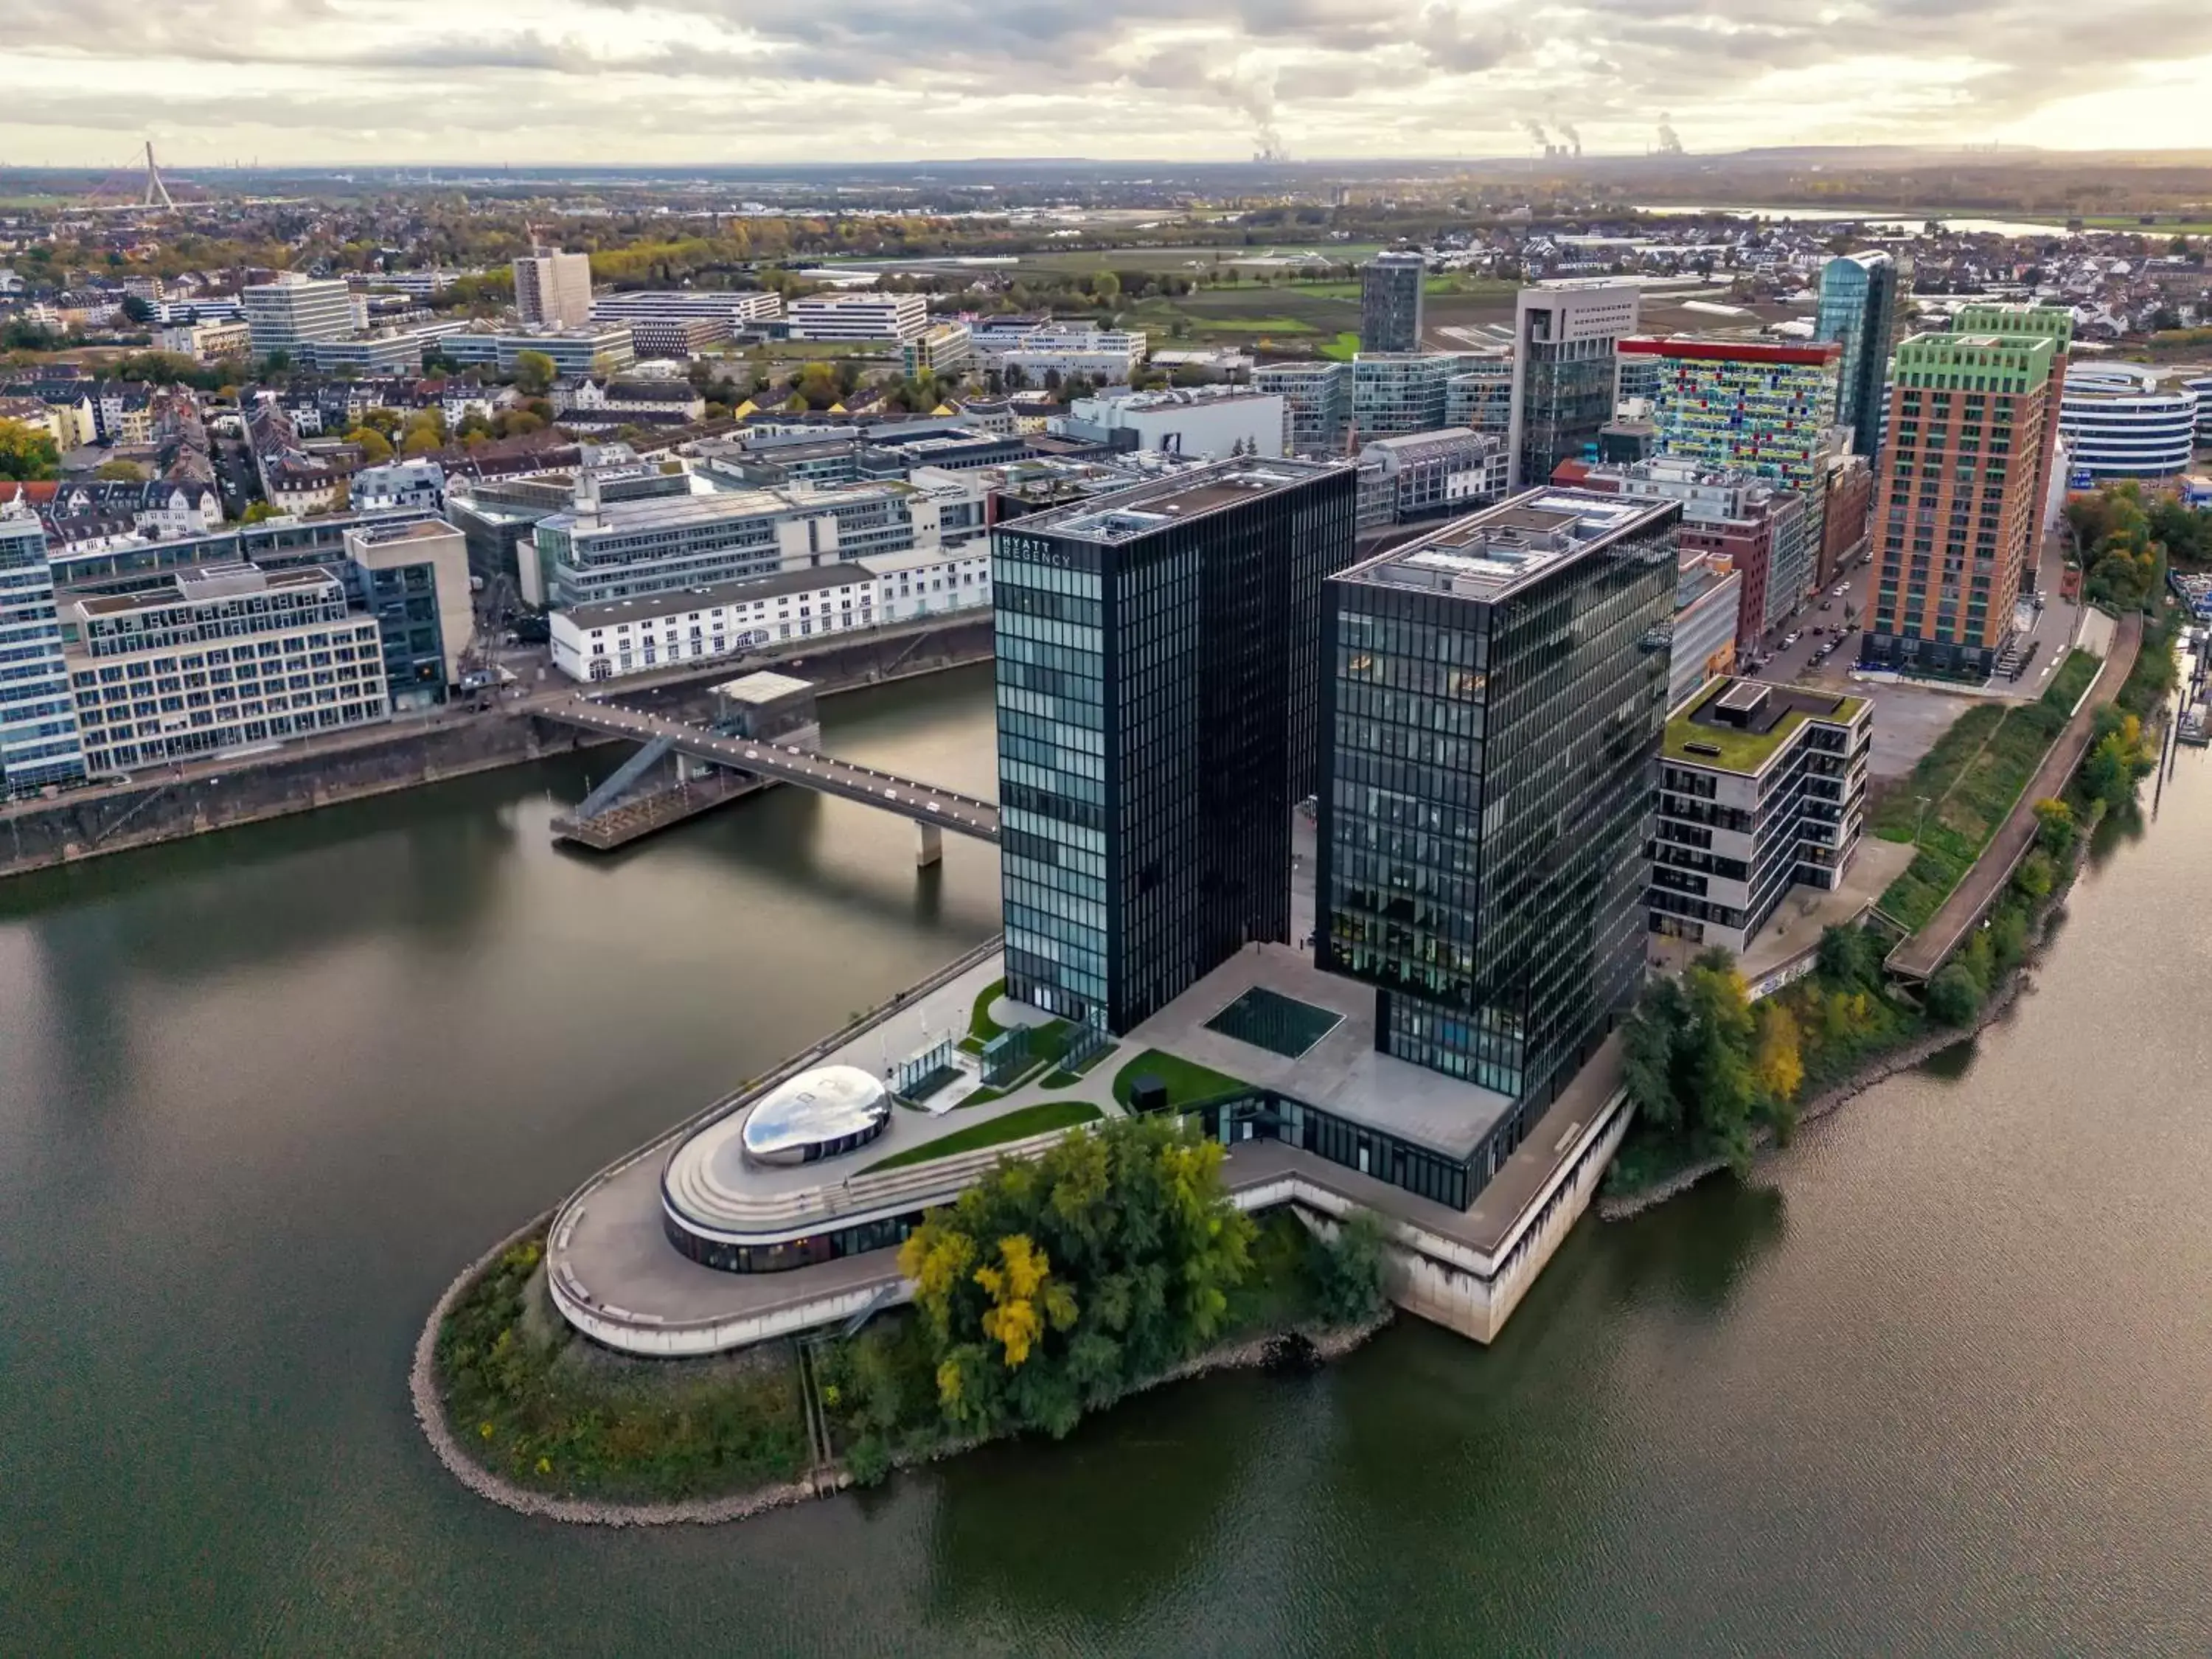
<box><xmin>1317</xmin><ymin>488</ymin><xmax>1677</xmax><ymax>1149</ymax></box>
<box><xmin>1360</xmin><ymin>252</ymin><xmax>1426</xmax><ymax>354</ymax></box>
<box><xmin>994</xmin><ymin>459</ymin><xmax>1358</xmax><ymax>1032</ymax></box>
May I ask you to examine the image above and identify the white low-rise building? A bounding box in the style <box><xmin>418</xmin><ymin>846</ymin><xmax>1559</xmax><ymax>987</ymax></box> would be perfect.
<box><xmin>789</xmin><ymin>292</ymin><xmax>928</xmax><ymax>342</ymax></box>
<box><xmin>351</xmin><ymin>459</ymin><xmax>445</xmax><ymax>512</ymax></box>
<box><xmin>154</xmin><ymin>320</ymin><xmax>254</xmax><ymax>362</ymax></box>
<box><xmin>1060</xmin><ymin>387</ymin><xmax>1285</xmax><ymax>460</ymax></box>
<box><xmin>549</xmin><ymin>543</ymin><xmax>991</xmax><ymax>681</ymax></box>
<box><xmin>975</xmin><ymin>324</ymin><xmax>1147</xmax><ymax>383</ymax></box>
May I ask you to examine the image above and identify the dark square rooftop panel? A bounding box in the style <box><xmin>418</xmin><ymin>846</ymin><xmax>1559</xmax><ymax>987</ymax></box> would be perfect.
<box><xmin>1203</xmin><ymin>986</ymin><xmax>1345</xmax><ymax>1060</ymax></box>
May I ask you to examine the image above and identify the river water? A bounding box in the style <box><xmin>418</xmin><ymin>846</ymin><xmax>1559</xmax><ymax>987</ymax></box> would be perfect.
<box><xmin>4</xmin><ymin>662</ymin><xmax>2211</xmax><ymax>1657</ymax></box>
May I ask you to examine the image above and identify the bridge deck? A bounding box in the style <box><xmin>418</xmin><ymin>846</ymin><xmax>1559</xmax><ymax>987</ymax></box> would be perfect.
<box><xmin>544</xmin><ymin>695</ymin><xmax>1000</xmax><ymax>843</ymax></box>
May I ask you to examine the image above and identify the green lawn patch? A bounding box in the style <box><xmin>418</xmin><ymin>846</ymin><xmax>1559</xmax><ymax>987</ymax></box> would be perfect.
<box><xmin>1319</xmin><ymin>330</ymin><xmax>1360</xmax><ymax>361</ymax></box>
<box><xmin>1111</xmin><ymin>1048</ymin><xmax>1251</xmax><ymax>1111</ymax></box>
<box><xmin>2040</xmin><ymin>647</ymin><xmax>2101</xmax><ymax>714</ymax></box>
<box><xmin>436</xmin><ymin>1234</ymin><xmax>809</xmax><ymax>1500</ymax></box>
<box><xmin>1176</xmin><ymin>317</ymin><xmax>1315</xmax><ymax>334</ymax></box>
<box><xmin>860</xmin><ymin>1101</ymin><xmax>1103</xmax><ymax>1173</ymax></box>
<box><xmin>967</xmin><ymin>977</ymin><xmax>1009</xmax><ymax>1043</ymax></box>
<box><xmin>1663</xmin><ymin>683</ymin><xmax>1865</xmax><ymax>773</ymax></box>
<box><xmin>1870</xmin><ymin>693</ymin><xmax>2072</xmax><ymax>932</ymax></box>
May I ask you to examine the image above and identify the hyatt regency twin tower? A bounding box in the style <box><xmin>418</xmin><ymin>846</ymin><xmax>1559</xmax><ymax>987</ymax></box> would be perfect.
<box><xmin>993</xmin><ymin>462</ymin><xmax>1357</xmax><ymax>1032</ymax></box>
<box><xmin>992</xmin><ymin>460</ymin><xmax>1678</xmax><ymax>1199</ymax></box>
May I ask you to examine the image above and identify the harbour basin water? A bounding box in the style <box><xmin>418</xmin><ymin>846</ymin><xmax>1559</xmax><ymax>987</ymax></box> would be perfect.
<box><xmin>3</xmin><ymin>661</ymin><xmax>2211</xmax><ymax>1655</ymax></box>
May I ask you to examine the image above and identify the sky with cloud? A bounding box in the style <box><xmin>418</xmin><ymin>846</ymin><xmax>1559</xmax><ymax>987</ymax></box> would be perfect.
<box><xmin>4</xmin><ymin>0</ymin><xmax>2209</xmax><ymax>167</ymax></box>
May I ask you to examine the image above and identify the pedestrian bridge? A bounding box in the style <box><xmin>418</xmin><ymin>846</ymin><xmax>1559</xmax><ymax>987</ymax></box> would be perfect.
<box><xmin>541</xmin><ymin>696</ymin><xmax>1001</xmax><ymax>855</ymax></box>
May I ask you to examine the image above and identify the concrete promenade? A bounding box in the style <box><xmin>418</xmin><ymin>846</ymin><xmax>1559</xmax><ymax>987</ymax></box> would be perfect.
<box><xmin>1888</xmin><ymin>610</ymin><xmax>2143</xmax><ymax>981</ymax></box>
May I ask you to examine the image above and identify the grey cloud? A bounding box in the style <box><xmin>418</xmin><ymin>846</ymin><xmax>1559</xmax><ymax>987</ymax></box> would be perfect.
<box><xmin>3</xmin><ymin>0</ymin><xmax>2206</xmax><ymax>153</ymax></box>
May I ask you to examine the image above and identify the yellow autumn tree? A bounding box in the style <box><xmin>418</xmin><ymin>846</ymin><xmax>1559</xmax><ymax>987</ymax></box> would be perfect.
<box><xmin>973</xmin><ymin>1234</ymin><xmax>1077</xmax><ymax>1368</ymax></box>
<box><xmin>1752</xmin><ymin>1001</ymin><xmax>1804</xmax><ymax>1105</ymax></box>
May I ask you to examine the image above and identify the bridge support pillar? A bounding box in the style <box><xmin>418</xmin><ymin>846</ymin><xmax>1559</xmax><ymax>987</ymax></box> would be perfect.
<box><xmin>915</xmin><ymin>821</ymin><xmax>944</xmax><ymax>869</ymax></box>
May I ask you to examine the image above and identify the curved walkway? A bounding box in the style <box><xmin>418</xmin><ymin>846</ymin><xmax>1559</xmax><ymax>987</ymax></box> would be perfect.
<box><xmin>1888</xmin><ymin>611</ymin><xmax>2143</xmax><ymax>981</ymax></box>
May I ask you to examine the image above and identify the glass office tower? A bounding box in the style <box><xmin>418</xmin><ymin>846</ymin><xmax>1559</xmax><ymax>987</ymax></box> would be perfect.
<box><xmin>1508</xmin><ymin>280</ymin><xmax>1641</xmax><ymax>490</ymax></box>
<box><xmin>1317</xmin><ymin>487</ymin><xmax>1677</xmax><ymax>1135</ymax></box>
<box><xmin>1815</xmin><ymin>251</ymin><xmax>1905</xmax><ymax>463</ymax></box>
<box><xmin>994</xmin><ymin>459</ymin><xmax>1358</xmax><ymax>1032</ymax></box>
<box><xmin>1360</xmin><ymin>252</ymin><xmax>1427</xmax><ymax>354</ymax></box>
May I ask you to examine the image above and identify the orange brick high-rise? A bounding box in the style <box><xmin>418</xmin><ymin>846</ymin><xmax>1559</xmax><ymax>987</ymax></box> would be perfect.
<box><xmin>1859</xmin><ymin>327</ymin><xmax>2059</xmax><ymax>680</ymax></box>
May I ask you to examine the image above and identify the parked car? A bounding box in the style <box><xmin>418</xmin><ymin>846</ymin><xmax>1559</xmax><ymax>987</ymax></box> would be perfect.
<box><xmin>1782</xmin><ymin>631</ymin><xmax>1802</xmax><ymax>647</ymax></box>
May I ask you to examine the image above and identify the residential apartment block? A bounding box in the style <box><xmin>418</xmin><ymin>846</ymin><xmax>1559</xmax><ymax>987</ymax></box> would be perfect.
<box><xmin>514</xmin><ymin>251</ymin><xmax>594</xmax><ymax>329</ymax></box>
<box><xmin>1861</xmin><ymin>327</ymin><xmax>2059</xmax><ymax>678</ymax></box>
<box><xmin>1649</xmin><ymin>678</ymin><xmax>1870</xmax><ymax>952</ymax></box>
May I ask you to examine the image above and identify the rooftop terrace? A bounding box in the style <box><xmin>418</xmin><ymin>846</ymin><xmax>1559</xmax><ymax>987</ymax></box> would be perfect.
<box><xmin>1663</xmin><ymin>677</ymin><xmax>1865</xmax><ymax>773</ymax></box>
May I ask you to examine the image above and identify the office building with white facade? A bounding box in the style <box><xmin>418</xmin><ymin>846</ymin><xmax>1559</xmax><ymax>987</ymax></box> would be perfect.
<box><xmin>901</xmin><ymin>323</ymin><xmax>973</xmax><ymax>380</ymax></box>
<box><xmin>439</xmin><ymin>327</ymin><xmax>637</xmax><ymax>378</ymax></box>
<box><xmin>527</xmin><ymin>476</ymin><xmax>966</xmax><ymax>610</ymax></box>
<box><xmin>590</xmin><ymin>289</ymin><xmax>784</xmax><ymax>330</ymax></box>
<box><xmin>549</xmin><ymin>542</ymin><xmax>991</xmax><ymax>681</ymax></box>
<box><xmin>972</xmin><ymin>323</ymin><xmax>1147</xmax><ymax>383</ymax></box>
<box><xmin>2056</xmin><ymin>362</ymin><xmax>2199</xmax><ymax>481</ymax></box>
<box><xmin>790</xmin><ymin>292</ymin><xmax>929</xmax><ymax>343</ymax></box>
<box><xmin>515</xmin><ymin>251</ymin><xmax>594</xmax><ymax>329</ymax></box>
<box><xmin>242</xmin><ymin>274</ymin><xmax>357</xmax><ymax>356</ymax></box>
<box><xmin>0</xmin><ymin>508</ymin><xmax>86</xmax><ymax>794</ymax></box>
<box><xmin>60</xmin><ymin>563</ymin><xmax>392</xmax><ymax>776</ymax></box>
<box><xmin>155</xmin><ymin>320</ymin><xmax>254</xmax><ymax>362</ymax></box>
<box><xmin>1060</xmin><ymin>387</ymin><xmax>1286</xmax><ymax>459</ymax></box>
<box><xmin>1354</xmin><ymin>428</ymin><xmax>1509</xmax><ymax>527</ymax></box>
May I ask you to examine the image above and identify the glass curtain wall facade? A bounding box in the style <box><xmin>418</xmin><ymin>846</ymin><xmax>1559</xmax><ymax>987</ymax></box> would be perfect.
<box><xmin>995</xmin><ymin>461</ymin><xmax>1358</xmax><ymax>1032</ymax></box>
<box><xmin>1815</xmin><ymin>252</ymin><xmax>1901</xmax><ymax>462</ymax></box>
<box><xmin>0</xmin><ymin>513</ymin><xmax>87</xmax><ymax>795</ymax></box>
<box><xmin>1360</xmin><ymin>253</ymin><xmax>1426</xmax><ymax>354</ymax></box>
<box><xmin>1318</xmin><ymin>490</ymin><xmax>1677</xmax><ymax>1131</ymax></box>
